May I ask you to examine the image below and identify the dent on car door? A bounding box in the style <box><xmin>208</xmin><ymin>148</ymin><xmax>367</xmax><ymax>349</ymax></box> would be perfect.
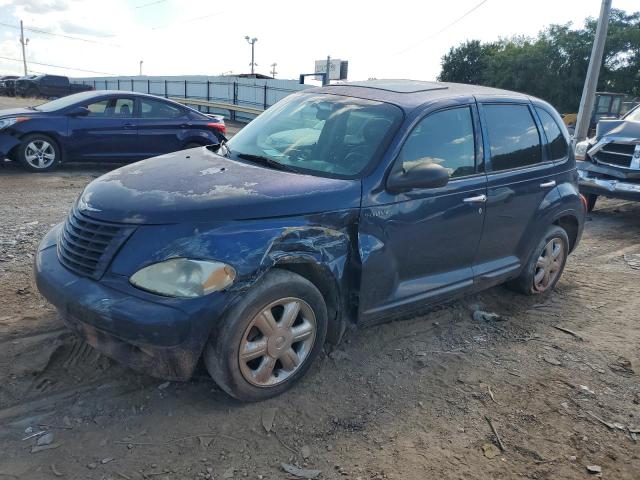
<box><xmin>473</xmin><ymin>102</ymin><xmax>558</xmax><ymax>284</ymax></box>
<box><xmin>68</xmin><ymin>97</ymin><xmax>137</xmax><ymax>160</ymax></box>
<box><xmin>358</xmin><ymin>103</ymin><xmax>487</xmax><ymax>325</ymax></box>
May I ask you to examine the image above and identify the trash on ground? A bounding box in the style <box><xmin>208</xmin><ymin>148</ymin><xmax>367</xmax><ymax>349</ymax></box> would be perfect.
<box><xmin>472</xmin><ymin>310</ymin><xmax>501</xmax><ymax>322</ymax></box>
<box><xmin>261</xmin><ymin>407</ymin><xmax>278</xmax><ymax>433</ymax></box>
<box><xmin>280</xmin><ymin>463</ymin><xmax>322</xmax><ymax>479</ymax></box>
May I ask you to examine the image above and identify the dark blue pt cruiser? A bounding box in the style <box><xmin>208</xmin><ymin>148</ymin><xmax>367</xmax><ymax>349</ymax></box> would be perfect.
<box><xmin>35</xmin><ymin>80</ymin><xmax>585</xmax><ymax>401</ymax></box>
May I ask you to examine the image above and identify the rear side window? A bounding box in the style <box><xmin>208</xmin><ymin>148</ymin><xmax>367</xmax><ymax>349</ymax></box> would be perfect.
<box><xmin>535</xmin><ymin>107</ymin><xmax>568</xmax><ymax>160</ymax></box>
<box><xmin>140</xmin><ymin>99</ymin><xmax>184</xmax><ymax>119</ymax></box>
<box><xmin>483</xmin><ymin>104</ymin><xmax>542</xmax><ymax>171</ymax></box>
<box><xmin>397</xmin><ymin>106</ymin><xmax>476</xmax><ymax>179</ymax></box>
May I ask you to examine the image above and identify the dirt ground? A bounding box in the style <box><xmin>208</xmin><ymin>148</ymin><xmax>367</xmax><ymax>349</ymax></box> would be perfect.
<box><xmin>1</xmin><ymin>95</ymin><xmax>639</xmax><ymax>480</ymax></box>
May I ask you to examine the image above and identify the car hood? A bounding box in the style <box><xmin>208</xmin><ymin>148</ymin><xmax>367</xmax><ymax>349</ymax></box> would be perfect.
<box><xmin>77</xmin><ymin>147</ymin><xmax>361</xmax><ymax>224</ymax></box>
<box><xmin>0</xmin><ymin>107</ymin><xmax>40</xmax><ymax>118</ymax></box>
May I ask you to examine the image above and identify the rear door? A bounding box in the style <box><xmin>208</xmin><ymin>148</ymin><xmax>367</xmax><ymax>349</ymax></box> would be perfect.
<box><xmin>67</xmin><ymin>96</ymin><xmax>139</xmax><ymax>161</ymax></box>
<box><xmin>136</xmin><ymin>97</ymin><xmax>189</xmax><ymax>157</ymax></box>
<box><xmin>473</xmin><ymin>100</ymin><xmax>557</xmax><ymax>285</ymax></box>
<box><xmin>358</xmin><ymin>101</ymin><xmax>487</xmax><ymax>324</ymax></box>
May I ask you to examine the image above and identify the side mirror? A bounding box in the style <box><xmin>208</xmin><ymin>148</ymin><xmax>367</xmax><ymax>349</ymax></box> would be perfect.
<box><xmin>67</xmin><ymin>106</ymin><xmax>90</xmax><ymax>117</ymax></box>
<box><xmin>387</xmin><ymin>162</ymin><xmax>450</xmax><ymax>192</ymax></box>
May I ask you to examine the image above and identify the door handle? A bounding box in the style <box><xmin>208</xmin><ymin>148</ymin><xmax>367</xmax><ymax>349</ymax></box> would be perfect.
<box><xmin>540</xmin><ymin>180</ymin><xmax>556</xmax><ymax>188</ymax></box>
<box><xmin>463</xmin><ymin>194</ymin><xmax>487</xmax><ymax>204</ymax></box>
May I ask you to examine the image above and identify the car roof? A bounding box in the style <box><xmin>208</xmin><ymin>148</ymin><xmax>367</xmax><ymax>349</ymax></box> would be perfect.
<box><xmin>310</xmin><ymin>79</ymin><xmax>533</xmax><ymax>111</ymax></box>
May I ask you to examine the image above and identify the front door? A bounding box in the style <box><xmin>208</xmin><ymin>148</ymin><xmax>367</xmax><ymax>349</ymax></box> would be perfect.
<box><xmin>67</xmin><ymin>96</ymin><xmax>139</xmax><ymax>161</ymax></box>
<box><xmin>473</xmin><ymin>101</ymin><xmax>558</xmax><ymax>283</ymax></box>
<box><xmin>358</xmin><ymin>103</ymin><xmax>487</xmax><ymax>325</ymax></box>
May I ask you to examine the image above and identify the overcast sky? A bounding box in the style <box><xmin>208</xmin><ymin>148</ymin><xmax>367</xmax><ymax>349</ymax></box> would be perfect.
<box><xmin>0</xmin><ymin>0</ymin><xmax>637</xmax><ymax>81</ymax></box>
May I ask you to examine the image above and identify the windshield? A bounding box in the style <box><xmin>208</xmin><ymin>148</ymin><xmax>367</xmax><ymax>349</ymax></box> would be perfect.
<box><xmin>625</xmin><ymin>105</ymin><xmax>640</xmax><ymax>122</ymax></box>
<box><xmin>227</xmin><ymin>93</ymin><xmax>403</xmax><ymax>178</ymax></box>
<box><xmin>34</xmin><ymin>91</ymin><xmax>98</xmax><ymax>112</ymax></box>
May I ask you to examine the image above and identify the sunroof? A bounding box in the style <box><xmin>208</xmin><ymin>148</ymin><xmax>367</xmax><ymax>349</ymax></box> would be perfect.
<box><xmin>345</xmin><ymin>80</ymin><xmax>449</xmax><ymax>93</ymax></box>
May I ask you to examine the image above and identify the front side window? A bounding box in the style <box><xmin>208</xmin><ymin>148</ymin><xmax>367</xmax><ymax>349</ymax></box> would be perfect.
<box><xmin>141</xmin><ymin>99</ymin><xmax>183</xmax><ymax>118</ymax></box>
<box><xmin>397</xmin><ymin>107</ymin><xmax>476</xmax><ymax>179</ymax></box>
<box><xmin>483</xmin><ymin>104</ymin><xmax>542</xmax><ymax>171</ymax></box>
<box><xmin>227</xmin><ymin>93</ymin><xmax>403</xmax><ymax>178</ymax></box>
<box><xmin>535</xmin><ymin>107</ymin><xmax>568</xmax><ymax>160</ymax></box>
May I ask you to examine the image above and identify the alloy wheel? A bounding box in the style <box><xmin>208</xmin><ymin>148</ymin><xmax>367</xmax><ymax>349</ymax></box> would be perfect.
<box><xmin>238</xmin><ymin>297</ymin><xmax>316</xmax><ymax>387</ymax></box>
<box><xmin>533</xmin><ymin>238</ymin><xmax>564</xmax><ymax>292</ymax></box>
<box><xmin>24</xmin><ymin>140</ymin><xmax>56</xmax><ymax>169</ymax></box>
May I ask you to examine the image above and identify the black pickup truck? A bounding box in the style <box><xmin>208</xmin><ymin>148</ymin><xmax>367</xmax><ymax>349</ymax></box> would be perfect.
<box><xmin>14</xmin><ymin>75</ymin><xmax>93</xmax><ymax>98</ymax></box>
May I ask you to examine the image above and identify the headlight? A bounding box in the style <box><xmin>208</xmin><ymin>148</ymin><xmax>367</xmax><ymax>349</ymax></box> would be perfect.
<box><xmin>574</xmin><ymin>140</ymin><xmax>590</xmax><ymax>161</ymax></box>
<box><xmin>0</xmin><ymin>116</ymin><xmax>29</xmax><ymax>130</ymax></box>
<box><xmin>130</xmin><ymin>258</ymin><xmax>236</xmax><ymax>298</ymax></box>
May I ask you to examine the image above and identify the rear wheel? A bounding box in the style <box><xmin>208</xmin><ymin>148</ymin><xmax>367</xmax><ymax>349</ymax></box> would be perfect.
<box><xmin>204</xmin><ymin>269</ymin><xmax>327</xmax><ymax>401</ymax></box>
<box><xmin>585</xmin><ymin>194</ymin><xmax>598</xmax><ymax>212</ymax></box>
<box><xmin>508</xmin><ymin>225</ymin><xmax>569</xmax><ymax>295</ymax></box>
<box><xmin>17</xmin><ymin>134</ymin><xmax>61</xmax><ymax>172</ymax></box>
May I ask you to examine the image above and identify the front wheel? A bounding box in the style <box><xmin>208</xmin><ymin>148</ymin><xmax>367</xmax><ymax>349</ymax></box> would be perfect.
<box><xmin>585</xmin><ymin>194</ymin><xmax>598</xmax><ymax>212</ymax></box>
<box><xmin>17</xmin><ymin>134</ymin><xmax>61</xmax><ymax>172</ymax></box>
<box><xmin>204</xmin><ymin>269</ymin><xmax>328</xmax><ymax>401</ymax></box>
<box><xmin>508</xmin><ymin>225</ymin><xmax>569</xmax><ymax>295</ymax></box>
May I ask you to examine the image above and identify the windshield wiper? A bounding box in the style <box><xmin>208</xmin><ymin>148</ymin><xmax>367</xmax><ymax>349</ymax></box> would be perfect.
<box><xmin>236</xmin><ymin>153</ymin><xmax>301</xmax><ymax>173</ymax></box>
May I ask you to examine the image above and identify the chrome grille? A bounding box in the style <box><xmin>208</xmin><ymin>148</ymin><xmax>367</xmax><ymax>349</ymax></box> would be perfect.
<box><xmin>57</xmin><ymin>208</ymin><xmax>133</xmax><ymax>279</ymax></box>
<box><xmin>594</xmin><ymin>142</ymin><xmax>635</xmax><ymax>168</ymax></box>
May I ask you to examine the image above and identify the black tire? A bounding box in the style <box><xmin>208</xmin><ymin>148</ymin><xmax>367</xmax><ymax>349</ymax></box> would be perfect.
<box><xmin>205</xmin><ymin>269</ymin><xmax>328</xmax><ymax>401</ymax></box>
<box><xmin>23</xmin><ymin>86</ymin><xmax>38</xmax><ymax>98</ymax></box>
<box><xmin>17</xmin><ymin>134</ymin><xmax>61</xmax><ymax>172</ymax></box>
<box><xmin>508</xmin><ymin>225</ymin><xmax>569</xmax><ymax>295</ymax></box>
<box><xmin>585</xmin><ymin>194</ymin><xmax>598</xmax><ymax>212</ymax></box>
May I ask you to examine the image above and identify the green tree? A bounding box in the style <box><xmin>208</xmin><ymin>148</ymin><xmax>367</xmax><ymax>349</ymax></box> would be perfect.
<box><xmin>438</xmin><ymin>9</ymin><xmax>640</xmax><ymax>112</ymax></box>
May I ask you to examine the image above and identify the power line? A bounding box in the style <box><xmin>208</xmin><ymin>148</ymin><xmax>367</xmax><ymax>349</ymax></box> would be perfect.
<box><xmin>135</xmin><ymin>0</ymin><xmax>167</xmax><ymax>8</ymax></box>
<box><xmin>0</xmin><ymin>55</ymin><xmax>118</xmax><ymax>76</ymax></box>
<box><xmin>0</xmin><ymin>21</ymin><xmax>122</xmax><ymax>48</ymax></box>
<box><xmin>395</xmin><ymin>0</ymin><xmax>489</xmax><ymax>55</ymax></box>
<box><xmin>151</xmin><ymin>11</ymin><xmax>224</xmax><ymax>30</ymax></box>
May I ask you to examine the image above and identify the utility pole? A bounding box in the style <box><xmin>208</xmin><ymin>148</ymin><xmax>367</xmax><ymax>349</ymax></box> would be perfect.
<box><xmin>19</xmin><ymin>20</ymin><xmax>28</xmax><ymax>75</ymax></box>
<box><xmin>245</xmin><ymin>36</ymin><xmax>257</xmax><ymax>75</ymax></box>
<box><xmin>270</xmin><ymin>62</ymin><xmax>277</xmax><ymax>78</ymax></box>
<box><xmin>574</xmin><ymin>0</ymin><xmax>612</xmax><ymax>142</ymax></box>
<box><xmin>139</xmin><ymin>60</ymin><xmax>143</xmax><ymax>76</ymax></box>
<box><xmin>323</xmin><ymin>55</ymin><xmax>331</xmax><ymax>86</ymax></box>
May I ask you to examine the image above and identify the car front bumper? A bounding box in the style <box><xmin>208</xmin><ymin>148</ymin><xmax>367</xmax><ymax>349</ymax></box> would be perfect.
<box><xmin>35</xmin><ymin>227</ymin><xmax>233</xmax><ymax>381</ymax></box>
<box><xmin>578</xmin><ymin>167</ymin><xmax>640</xmax><ymax>201</ymax></box>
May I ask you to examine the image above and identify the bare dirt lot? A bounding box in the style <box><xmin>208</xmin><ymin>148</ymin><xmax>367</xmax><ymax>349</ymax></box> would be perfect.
<box><xmin>1</xmin><ymin>96</ymin><xmax>639</xmax><ymax>480</ymax></box>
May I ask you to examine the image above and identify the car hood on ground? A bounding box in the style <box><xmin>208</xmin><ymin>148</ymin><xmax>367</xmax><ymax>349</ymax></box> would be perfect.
<box><xmin>77</xmin><ymin>147</ymin><xmax>361</xmax><ymax>224</ymax></box>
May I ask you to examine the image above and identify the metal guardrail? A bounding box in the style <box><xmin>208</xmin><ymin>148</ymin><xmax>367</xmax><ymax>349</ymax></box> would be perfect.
<box><xmin>76</xmin><ymin>77</ymin><xmax>305</xmax><ymax>122</ymax></box>
<box><xmin>170</xmin><ymin>97</ymin><xmax>264</xmax><ymax>116</ymax></box>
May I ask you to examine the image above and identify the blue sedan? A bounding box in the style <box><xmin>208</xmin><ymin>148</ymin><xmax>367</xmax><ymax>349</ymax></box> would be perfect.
<box><xmin>0</xmin><ymin>90</ymin><xmax>226</xmax><ymax>172</ymax></box>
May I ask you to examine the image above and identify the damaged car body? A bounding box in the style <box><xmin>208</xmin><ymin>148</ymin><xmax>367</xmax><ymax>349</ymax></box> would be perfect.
<box><xmin>575</xmin><ymin>105</ymin><xmax>640</xmax><ymax>211</ymax></box>
<box><xmin>36</xmin><ymin>80</ymin><xmax>585</xmax><ymax>401</ymax></box>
